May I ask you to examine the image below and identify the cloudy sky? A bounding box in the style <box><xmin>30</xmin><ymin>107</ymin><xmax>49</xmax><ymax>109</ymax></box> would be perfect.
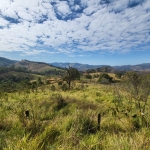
<box><xmin>0</xmin><ymin>0</ymin><xmax>150</xmax><ymax>65</ymax></box>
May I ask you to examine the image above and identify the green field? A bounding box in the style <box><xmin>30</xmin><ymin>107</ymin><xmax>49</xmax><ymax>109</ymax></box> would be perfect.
<box><xmin>0</xmin><ymin>71</ymin><xmax>150</xmax><ymax>150</ymax></box>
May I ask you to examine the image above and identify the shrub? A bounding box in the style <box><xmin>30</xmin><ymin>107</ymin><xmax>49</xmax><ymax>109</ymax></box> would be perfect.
<box><xmin>51</xmin><ymin>85</ymin><xmax>56</xmax><ymax>91</ymax></box>
<box><xmin>98</xmin><ymin>73</ymin><xmax>113</xmax><ymax>84</ymax></box>
<box><xmin>85</xmin><ymin>74</ymin><xmax>92</xmax><ymax>79</ymax></box>
<box><xmin>61</xmin><ymin>83</ymin><xmax>68</xmax><ymax>91</ymax></box>
<box><xmin>51</xmin><ymin>93</ymin><xmax>67</xmax><ymax>110</ymax></box>
<box><xmin>58</xmin><ymin>81</ymin><xmax>63</xmax><ymax>86</ymax></box>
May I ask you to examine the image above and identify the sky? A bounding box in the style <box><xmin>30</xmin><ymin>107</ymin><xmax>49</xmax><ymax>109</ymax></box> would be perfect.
<box><xmin>0</xmin><ymin>0</ymin><xmax>150</xmax><ymax>66</ymax></box>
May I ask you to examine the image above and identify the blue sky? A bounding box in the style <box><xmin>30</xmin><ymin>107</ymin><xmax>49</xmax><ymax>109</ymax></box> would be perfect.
<box><xmin>0</xmin><ymin>0</ymin><xmax>150</xmax><ymax>66</ymax></box>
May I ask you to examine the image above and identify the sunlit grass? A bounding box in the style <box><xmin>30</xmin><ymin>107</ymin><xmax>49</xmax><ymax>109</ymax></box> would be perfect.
<box><xmin>1</xmin><ymin>82</ymin><xmax>150</xmax><ymax>149</ymax></box>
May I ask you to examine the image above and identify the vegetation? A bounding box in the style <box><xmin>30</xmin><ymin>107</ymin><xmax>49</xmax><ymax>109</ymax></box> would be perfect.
<box><xmin>63</xmin><ymin>66</ymin><xmax>80</xmax><ymax>90</ymax></box>
<box><xmin>98</xmin><ymin>73</ymin><xmax>113</xmax><ymax>84</ymax></box>
<box><xmin>0</xmin><ymin>67</ymin><xmax>150</xmax><ymax>150</ymax></box>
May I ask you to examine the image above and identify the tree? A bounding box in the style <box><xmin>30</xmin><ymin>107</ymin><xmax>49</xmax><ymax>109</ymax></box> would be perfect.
<box><xmin>115</xmin><ymin>71</ymin><xmax>150</xmax><ymax>128</ymax></box>
<box><xmin>37</xmin><ymin>77</ymin><xmax>43</xmax><ymax>85</ymax></box>
<box><xmin>85</xmin><ymin>74</ymin><xmax>92</xmax><ymax>79</ymax></box>
<box><xmin>63</xmin><ymin>66</ymin><xmax>80</xmax><ymax>90</ymax></box>
<box><xmin>123</xmin><ymin>72</ymin><xmax>150</xmax><ymax>114</ymax></box>
<box><xmin>98</xmin><ymin>73</ymin><xmax>113</xmax><ymax>84</ymax></box>
<box><xmin>115</xmin><ymin>72</ymin><xmax>122</xmax><ymax>79</ymax></box>
<box><xmin>96</xmin><ymin>68</ymin><xmax>101</xmax><ymax>72</ymax></box>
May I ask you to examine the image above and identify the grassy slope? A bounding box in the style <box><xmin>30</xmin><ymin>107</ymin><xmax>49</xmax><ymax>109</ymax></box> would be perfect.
<box><xmin>14</xmin><ymin>60</ymin><xmax>63</xmax><ymax>72</ymax></box>
<box><xmin>0</xmin><ymin>71</ymin><xmax>46</xmax><ymax>80</ymax></box>
<box><xmin>1</xmin><ymin>81</ymin><xmax>150</xmax><ymax>150</ymax></box>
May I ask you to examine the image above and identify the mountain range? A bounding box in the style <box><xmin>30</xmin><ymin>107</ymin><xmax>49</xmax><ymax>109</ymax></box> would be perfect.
<box><xmin>50</xmin><ymin>62</ymin><xmax>150</xmax><ymax>72</ymax></box>
<box><xmin>0</xmin><ymin>57</ymin><xmax>150</xmax><ymax>72</ymax></box>
<box><xmin>0</xmin><ymin>57</ymin><xmax>17</xmax><ymax>66</ymax></box>
<box><xmin>14</xmin><ymin>59</ymin><xmax>63</xmax><ymax>72</ymax></box>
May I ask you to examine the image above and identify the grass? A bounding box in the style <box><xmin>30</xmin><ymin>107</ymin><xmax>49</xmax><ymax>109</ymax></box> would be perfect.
<box><xmin>0</xmin><ymin>82</ymin><xmax>150</xmax><ymax>149</ymax></box>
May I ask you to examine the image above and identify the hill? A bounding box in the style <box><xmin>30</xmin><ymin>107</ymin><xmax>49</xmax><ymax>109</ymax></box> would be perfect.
<box><xmin>50</xmin><ymin>62</ymin><xmax>107</xmax><ymax>71</ymax></box>
<box><xmin>51</xmin><ymin>62</ymin><xmax>150</xmax><ymax>72</ymax></box>
<box><xmin>0</xmin><ymin>57</ymin><xmax>17</xmax><ymax>66</ymax></box>
<box><xmin>1</xmin><ymin>56</ymin><xmax>150</xmax><ymax>72</ymax></box>
<box><xmin>113</xmin><ymin>63</ymin><xmax>150</xmax><ymax>71</ymax></box>
<box><xmin>14</xmin><ymin>60</ymin><xmax>63</xmax><ymax>72</ymax></box>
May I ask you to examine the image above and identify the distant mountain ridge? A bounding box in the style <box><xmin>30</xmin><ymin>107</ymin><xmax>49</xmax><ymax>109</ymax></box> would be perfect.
<box><xmin>50</xmin><ymin>62</ymin><xmax>150</xmax><ymax>72</ymax></box>
<box><xmin>0</xmin><ymin>57</ymin><xmax>17</xmax><ymax>66</ymax></box>
<box><xmin>50</xmin><ymin>62</ymin><xmax>106</xmax><ymax>71</ymax></box>
<box><xmin>113</xmin><ymin>63</ymin><xmax>150</xmax><ymax>71</ymax></box>
<box><xmin>0</xmin><ymin>56</ymin><xmax>150</xmax><ymax>72</ymax></box>
<box><xmin>14</xmin><ymin>60</ymin><xmax>63</xmax><ymax>72</ymax></box>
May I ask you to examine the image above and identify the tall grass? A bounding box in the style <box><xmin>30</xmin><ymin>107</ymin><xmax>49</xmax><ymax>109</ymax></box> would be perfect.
<box><xmin>1</xmin><ymin>83</ymin><xmax>150</xmax><ymax>149</ymax></box>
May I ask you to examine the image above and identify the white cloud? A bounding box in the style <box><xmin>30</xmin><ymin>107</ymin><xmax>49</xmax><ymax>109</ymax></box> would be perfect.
<box><xmin>0</xmin><ymin>0</ymin><xmax>149</xmax><ymax>56</ymax></box>
<box><xmin>22</xmin><ymin>49</ymin><xmax>48</xmax><ymax>55</ymax></box>
<box><xmin>74</xmin><ymin>5</ymin><xmax>81</xmax><ymax>11</ymax></box>
<box><xmin>54</xmin><ymin>1</ymin><xmax>71</xmax><ymax>18</ymax></box>
<box><xmin>0</xmin><ymin>18</ymin><xmax>9</xmax><ymax>27</ymax></box>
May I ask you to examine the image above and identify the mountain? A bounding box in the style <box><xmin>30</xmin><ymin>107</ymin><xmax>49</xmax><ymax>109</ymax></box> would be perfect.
<box><xmin>113</xmin><ymin>63</ymin><xmax>150</xmax><ymax>71</ymax></box>
<box><xmin>0</xmin><ymin>57</ymin><xmax>17</xmax><ymax>66</ymax></box>
<box><xmin>51</xmin><ymin>62</ymin><xmax>150</xmax><ymax>72</ymax></box>
<box><xmin>50</xmin><ymin>62</ymin><xmax>106</xmax><ymax>71</ymax></box>
<box><xmin>50</xmin><ymin>62</ymin><xmax>115</xmax><ymax>72</ymax></box>
<box><xmin>14</xmin><ymin>60</ymin><xmax>63</xmax><ymax>72</ymax></box>
<box><xmin>1</xmin><ymin>57</ymin><xmax>150</xmax><ymax>72</ymax></box>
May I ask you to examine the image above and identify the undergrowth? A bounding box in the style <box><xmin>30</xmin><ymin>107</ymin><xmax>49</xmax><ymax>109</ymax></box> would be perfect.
<box><xmin>0</xmin><ymin>83</ymin><xmax>150</xmax><ymax>150</ymax></box>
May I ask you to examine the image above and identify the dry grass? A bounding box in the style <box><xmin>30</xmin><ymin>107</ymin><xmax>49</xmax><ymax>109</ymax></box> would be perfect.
<box><xmin>1</xmin><ymin>82</ymin><xmax>150</xmax><ymax>150</ymax></box>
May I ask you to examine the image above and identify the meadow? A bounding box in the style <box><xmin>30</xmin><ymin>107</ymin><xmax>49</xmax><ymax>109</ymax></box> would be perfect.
<box><xmin>0</xmin><ymin>72</ymin><xmax>150</xmax><ymax>150</ymax></box>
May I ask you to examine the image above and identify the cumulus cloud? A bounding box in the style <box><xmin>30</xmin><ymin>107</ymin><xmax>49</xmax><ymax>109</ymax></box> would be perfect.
<box><xmin>0</xmin><ymin>17</ymin><xmax>9</xmax><ymax>27</ymax></box>
<box><xmin>0</xmin><ymin>0</ymin><xmax>149</xmax><ymax>56</ymax></box>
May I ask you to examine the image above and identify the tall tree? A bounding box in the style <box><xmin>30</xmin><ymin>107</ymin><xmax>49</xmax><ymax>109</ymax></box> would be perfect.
<box><xmin>63</xmin><ymin>66</ymin><xmax>80</xmax><ymax>90</ymax></box>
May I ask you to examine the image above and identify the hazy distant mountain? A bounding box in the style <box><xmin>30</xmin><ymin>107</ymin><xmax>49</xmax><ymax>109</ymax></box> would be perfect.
<box><xmin>1</xmin><ymin>56</ymin><xmax>150</xmax><ymax>72</ymax></box>
<box><xmin>113</xmin><ymin>63</ymin><xmax>150</xmax><ymax>71</ymax></box>
<box><xmin>0</xmin><ymin>57</ymin><xmax>17</xmax><ymax>66</ymax></box>
<box><xmin>50</xmin><ymin>62</ymin><xmax>107</xmax><ymax>71</ymax></box>
<box><xmin>14</xmin><ymin>60</ymin><xmax>63</xmax><ymax>72</ymax></box>
<box><xmin>51</xmin><ymin>62</ymin><xmax>150</xmax><ymax>72</ymax></box>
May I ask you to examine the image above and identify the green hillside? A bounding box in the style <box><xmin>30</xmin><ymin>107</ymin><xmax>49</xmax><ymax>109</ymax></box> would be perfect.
<box><xmin>14</xmin><ymin>60</ymin><xmax>63</xmax><ymax>72</ymax></box>
<box><xmin>1</xmin><ymin>71</ymin><xmax>150</xmax><ymax>149</ymax></box>
<box><xmin>0</xmin><ymin>57</ymin><xmax>17</xmax><ymax>66</ymax></box>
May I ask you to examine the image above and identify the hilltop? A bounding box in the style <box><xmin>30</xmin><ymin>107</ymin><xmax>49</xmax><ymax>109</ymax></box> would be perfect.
<box><xmin>50</xmin><ymin>62</ymin><xmax>150</xmax><ymax>72</ymax></box>
<box><xmin>0</xmin><ymin>56</ymin><xmax>150</xmax><ymax>72</ymax></box>
<box><xmin>14</xmin><ymin>59</ymin><xmax>63</xmax><ymax>72</ymax></box>
<box><xmin>0</xmin><ymin>57</ymin><xmax>17</xmax><ymax>66</ymax></box>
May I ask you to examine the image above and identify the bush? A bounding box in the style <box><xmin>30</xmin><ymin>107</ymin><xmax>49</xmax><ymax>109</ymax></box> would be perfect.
<box><xmin>85</xmin><ymin>74</ymin><xmax>92</xmax><ymax>79</ymax></box>
<box><xmin>98</xmin><ymin>73</ymin><xmax>113</xmax><ymax>84</ymax></box>
<box><xmin>51</xmin><ymin>85</ymin><xmax>56</xmax><ymax>91</ymax></box>
<box><xmin>115</xmin><ymin>72</ymin><xmax>122</xmax><ymax>79</ymax></box>
<box><xmin>61</xmin><ymin>84</ymin><xmax>68</xmax><ymax>91</ymax></box>
<box><xmin>51</xmin><ymin>93</ymin><xmax>67</xmax><ymax>110</ymax></box>
<box><xmin>58</xmin><ymin>81</ymin><xmax>63</xmax><ymax>86</ymax></box>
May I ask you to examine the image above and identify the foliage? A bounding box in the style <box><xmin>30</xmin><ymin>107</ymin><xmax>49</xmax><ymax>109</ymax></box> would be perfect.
<box><xmin>112</xmin><ymin>71</ymin><xmax>150</xmax><ymax>129</ymax></box>
<box><xmin>123</xmin><ymin>72</ymin><xmax>150</xmax><ymax>114</ymax></box>
<box><xmin>63</xmin><ymin>66</ymin><xmax>80</xmax><ymax>90</ymax></box>
<box><xmin>93</xmin><ymin>74</ymin><xmax>100</xmax><ymax>78</ymax></box>
<box><xmin>51</xmin><ymin>84</ymin><xmax>56</xmax><ymax>91</ymax></box>
<box><xmin>86</xmin><ymin>69</ymin><xmax>96</xmax><ymax>73</ymax></box>
<box><xmin>37</xmin><ymin>77</ymin><xmax>43</xmax><ymax>85</ymax></box>
<box><xmin>61</xmin><ymin>83</ymin><xmax>68</xmax><ymax>91</ymax></box>
<box><xmin>115</xmin><ymin>72</ymin><xmax>122</xmax><ymax>79</ymax></box>
<box><xmin>0</xmin><ymin>71</ymin><xmax>150</xmax><ymax>149</ymax></box>
<box><xmin>98</xmin><ymin>73</ymin><xmax>113</xmax><ymax>84</ymax></box>
<box><xmin>85</xmin><ymin>74</ymin><xmax>92</xmax><ymax>79</ymax></box>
